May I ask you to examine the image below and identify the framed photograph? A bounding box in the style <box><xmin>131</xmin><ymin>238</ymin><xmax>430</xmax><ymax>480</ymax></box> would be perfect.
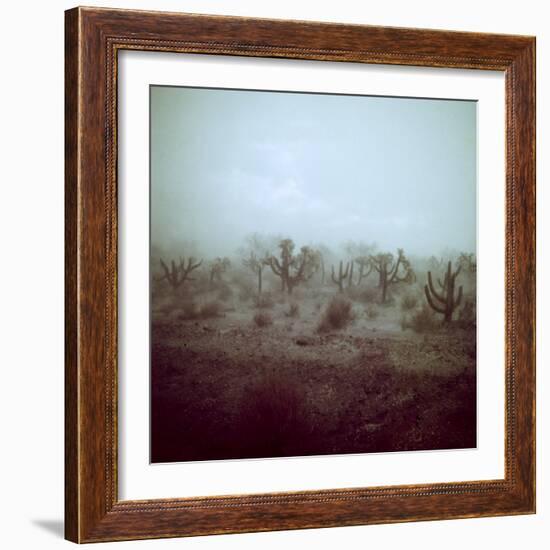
<box><xmin>65</xmin><ymin>7</ymin><xmax>535</xmax><ymax>543</ymax></box>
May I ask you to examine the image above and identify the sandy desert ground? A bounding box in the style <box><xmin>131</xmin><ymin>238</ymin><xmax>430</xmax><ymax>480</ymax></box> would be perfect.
<box><xmin>151</xmin><ymin>260</ymin><xmax>476</xmax><ymax>463</ymax></box>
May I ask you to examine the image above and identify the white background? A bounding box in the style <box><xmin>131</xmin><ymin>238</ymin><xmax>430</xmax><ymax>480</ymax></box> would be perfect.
<box><xmin>0</xmin><ymin>1</ymin><xmax>547</xmax><ymax>549</ymax></box>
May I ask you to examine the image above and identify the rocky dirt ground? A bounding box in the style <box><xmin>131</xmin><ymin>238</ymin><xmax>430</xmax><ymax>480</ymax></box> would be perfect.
<box><xmin>151</xmin><ymin>289</ymin><xmax>476</xmax><ymax>463</ymax></box>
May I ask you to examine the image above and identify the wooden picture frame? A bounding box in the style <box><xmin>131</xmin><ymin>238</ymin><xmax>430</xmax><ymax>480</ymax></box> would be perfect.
<box><xmin>65</xmin><ymin>6</ymin><xmax>536</xmax><ymax>543</ymax></box>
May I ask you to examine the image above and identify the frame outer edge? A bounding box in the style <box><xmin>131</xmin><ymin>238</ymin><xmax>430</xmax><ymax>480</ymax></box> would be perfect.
<box><xmin>64</xmin><ymin>6</ymin><xmax>537</xmax><ymax>542</ymax></box>
<box><xmin>65</xmin><ymin>6</ymin><xmax>80</xmax><ymax>544</ymax></box>
<box><xmin>512</xmin><ymin>38</ymin><xmax>536</xmax><ymax>513</ymax></box>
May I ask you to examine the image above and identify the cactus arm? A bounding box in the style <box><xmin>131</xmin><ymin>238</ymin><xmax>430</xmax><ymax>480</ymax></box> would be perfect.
<box><xmin>183</xmin><ymin>258</ymin><xmax>202</xmax><ymax>275</ymax></box>
<box><xmin>427</xmin><ymin>271</ymin><xmax>447</xmax><ymax>303</ymax></box>
<box><xmin>389</xmin><ymin>257</ymin><xmax>401</xmax><ymax>282</ymax></box>
<box><xmin>357</xmin><ymin>259</ymin><xmax>373</xmax><ymax>282</ymax></box>
<box><xmin>370</xmin><ymin>256</ymin><xmax>381</xmax><ymax>273</ymax></box>
<box><xmin>179</xmin><ymin>257</ymin><xmax>203</xmax><ymax>286</ymax></box>
<box><xmin>393</xmin><ymin>262</ymin><xmax>412</xmax><ymax>283</ymax></box>
<box><xmin>289</xmin><ymin>250</ymin><xmax>308</xmax><ymax>284</ymax></box>
<box><xmin>267</xmin><ymin>256</ymin><xmax>283</xmax><ymax>276</ymax></box>
<box><xmin>331</xmin><ymin>265</ymin><xmax>338</xmax><ymax>285</ymax></box>
<box><xmin>158</xmin><ymin>258</ymin><xmax>171</xmax><ymax>282</ymax></box>
<box><xmin>454</xmin><ymin>285</ymin><xmax>464</xmax><ymax>309</ymax></box>
<box><xmin>154</xmin><ymin>262</ymin><xmax>168</xmax><ymax>282</ymax></box>
<box><xmin>342</xmin><ymin>262</ymin><xmax>350</xmax><ymax>279</ymax></box>
<box><xmin>424</xmin><ymin>285</ymin><xmax>446</xmax><ymax>314</ymax></box>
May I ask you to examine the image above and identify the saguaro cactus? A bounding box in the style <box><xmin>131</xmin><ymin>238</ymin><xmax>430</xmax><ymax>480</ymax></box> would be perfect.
<box><xmin>424</xmin><ymin>261</ymin><xmax>463</xmax><ymax>322</ymax></box>
<box><xmin>157</xmin><ymin>256</ymin><xmax>202</xmax><ymax>290</ymax></box>
<box><xmin>331</xmin><ymin>261</ymin><xmax>350</xmax><ymax>293</ymax></box>
<box><xmin>371</xmin><ymin>249</ymin><xmax>414</xmax><ymax>303</ymax></box>
<box><xmin>348</xmin><ymin>260</ymin><xmax>355</xmax><ymax>287</ymax></box>
<box><xmin>266</xmin><ymin>239</ymin><xmax>318</xmax><ymax>295</ymax></box>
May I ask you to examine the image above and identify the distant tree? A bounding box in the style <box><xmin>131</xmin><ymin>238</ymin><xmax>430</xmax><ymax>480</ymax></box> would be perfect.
<box><xmin>239</xmin><ymin>233</ymin><xmax>276</xmax><ymax>295</ymax></box>
<box><xmin>457</xmin><ymin>252</ymin><xmax>477</xmax><ymax>274</ymax></box>
<box><xmin>266</xmin><ymin>239</ymin><xmax>319</xmax><ymax>295</ymax></box>
<box><xmin>343</xmin><ymin>240</ymin><xmax>376</xmax><ymax>285</ymax></box>
<box><xmin>242</xmin><ymin>251</ymin><xmax>269</xmax><ymax>295</ymax></box>
<box><xmin>370</xmin><ymin>248</ymin><xmax>414</xmax><ymax>303</ymax></box>
<box><xmin>209</xmin><ymin>257</ymin><xmax>231</xmax><ymax>283</ymax></box>
<box><xmin>312</xmin><ymin>243</ymin><xmax>333</xmax><ymax>285</ymax></box>
<box><xmin>156</xmin><ymin>256</ymin><xmax>202</xmax><ymax>290</ymax></box>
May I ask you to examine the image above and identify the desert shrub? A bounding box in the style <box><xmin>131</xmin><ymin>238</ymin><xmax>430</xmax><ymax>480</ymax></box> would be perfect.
<box><xmin>199</xmin><ymin>301</ymin><xmax>223</xmax><ymax>319</ymax></box>
<box><xmin>400</xmin><ymin>292</ymin><xmax>419</xmax><ymax>311</ymax></box>
<box><xmin>178</xmin><ymin>301</ymin><xmax>199</xmax><ymax>320</ymax></box>
<box><xmin>285</xmin><ymin>302</ymin><xmax>300</xmax><ymax>318</ymax></box>
<box><xmin>217</xmin><ymin>282</ymin><xmax>233</xmax><ymax>302</ymax></box>
<box><xmin>253</xmin><ymin>311</ymin><xmax>273</xmax><ymax>328</ymax></box>
<box><xmin>235</xmin><ymin>374</ymin><xmax>312</xmax><ymax>457</ymax></box>
<box><xmin>402</xmin><ymin>304</ymin><xmax>439</xmax><ymax>333</ymax></box>
<box><xmin>365</xmin><ymin>304</ymin><xmax>379</xmax><ymax>319</ymax></box>
<box><xmin>253</xmin><ymin>292</ymin><xmax>275</xmax><ymax>309</ymax></box>
<box><xmin>317</xmin><ymin>296</ymin><xmax>355</xmax><ymax>332</ymax></box>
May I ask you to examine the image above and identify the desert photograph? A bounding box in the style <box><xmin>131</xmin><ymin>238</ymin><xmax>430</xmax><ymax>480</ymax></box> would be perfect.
<box><xmin>149</xmin><ymin>85</ymin><xmax>477</xmax><ymax>463</ymax></box>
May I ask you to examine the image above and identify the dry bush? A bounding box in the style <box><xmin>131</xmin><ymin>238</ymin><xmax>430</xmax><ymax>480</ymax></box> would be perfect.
<box><xmin>253</xmin><ymin>311</ymin><xmax>273</xmax><ymax>327</ymax></box>
<box><xmin>317</xmin><ymin>296</ymin><xmax>355</xmax><ymax>332</ymax></box>
<box><xmin>400</xmin><ymin>292</ymin><xmax>419</xmax><ymax>311</ymax></box>
<box><xmin>285</xmin><ymin>302</ymin><xmax>300</xmax><ymax>318</ymax></box>
<box><xmin>365</xmin><ymin>304</ymin><xmax>379</xmax><ymax>319</ymax></box>
<box><xmin>235</xmin><ymin>373</ymin><xmax>312</xmax><ymax>457</ymax></box>
<box><xmin>177</xmin><ymin>301</ymin><xmax>199</xmax><ymax>320</ymax></box>
<box><xmin>253</xmin><ymin>292</ymin><xmax>275</xmax><ymax>309</ymax></box>
<box><xmin>401</xmin><ymin>304</ymin><xmax>439</xmax><ymax>333</ymax></box>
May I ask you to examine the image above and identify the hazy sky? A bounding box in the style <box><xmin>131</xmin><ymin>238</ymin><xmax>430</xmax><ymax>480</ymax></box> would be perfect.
<box><xmin>151</xmin><ymin>86</ymin><xmax>476</xmax><ymax>258</ymax></box>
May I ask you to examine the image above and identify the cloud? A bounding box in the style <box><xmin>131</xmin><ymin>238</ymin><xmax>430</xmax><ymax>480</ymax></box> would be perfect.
<box><xmin>269</xmin><ymin>178</ymin><xmax>328</xmax><ymax>216</ymax></box>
